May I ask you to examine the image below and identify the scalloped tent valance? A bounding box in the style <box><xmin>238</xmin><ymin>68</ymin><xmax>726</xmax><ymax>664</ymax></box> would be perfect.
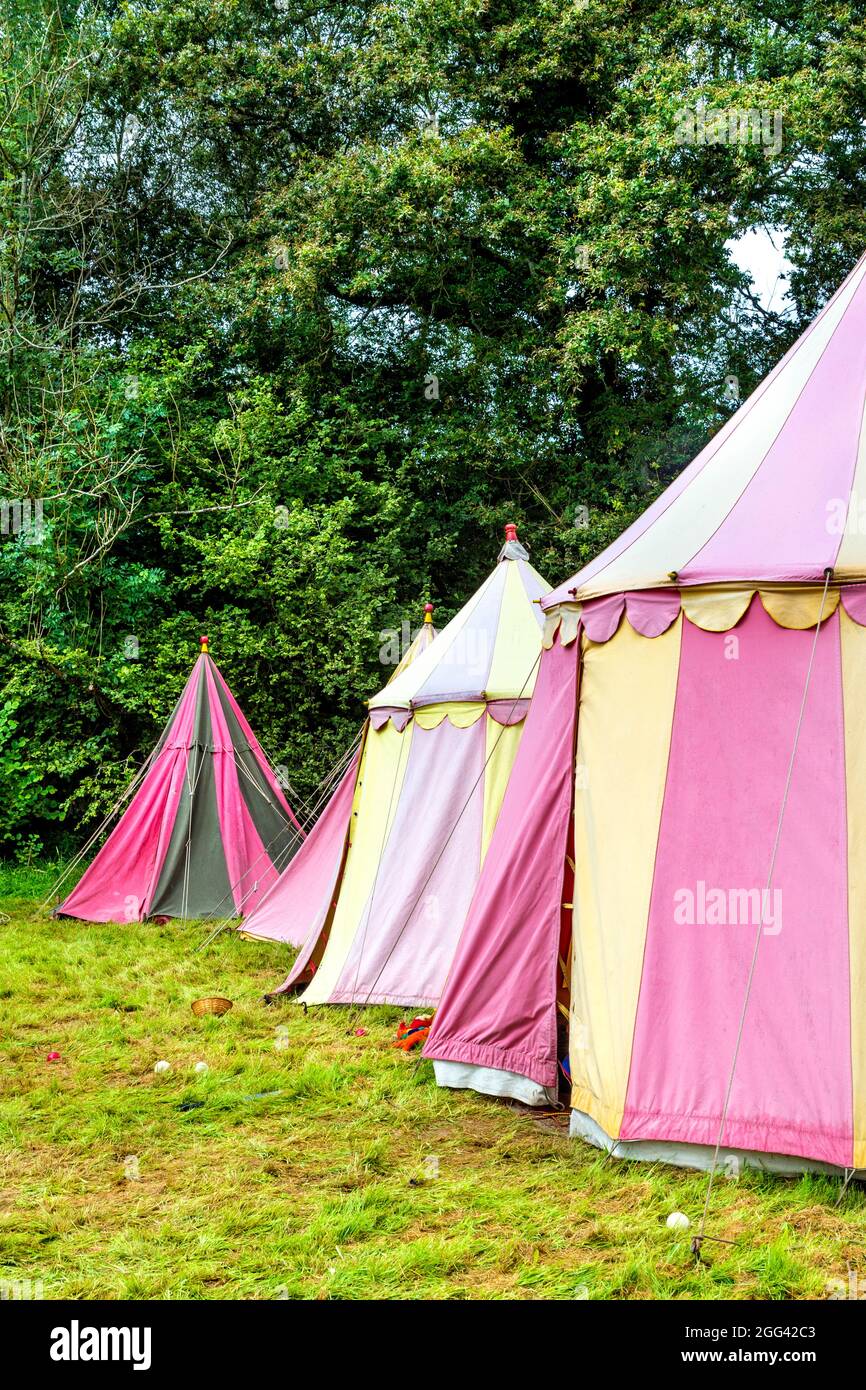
<box><xmin>369</xmin><ymin>699</ymin><xmax>531</xmax><ymax>731</ymax></box>
<box><xmin>542</xmin><ymin>585</ymin><xmax>866</xmax><ymax>647</ymax></box>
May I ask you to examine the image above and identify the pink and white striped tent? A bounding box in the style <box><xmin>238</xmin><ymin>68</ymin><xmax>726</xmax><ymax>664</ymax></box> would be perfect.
<box><xmin>245</xmin><ymin>533</ymin><xmax>550</xmax><ymax>1008</ymax></box>
<box><xmin>56</xmin><ymin>639</ymin><xmax>304</xmax><ymax>923</ymax></box>
<box><xmin>425</xmin><ymin>251</ymin><xmax>866</xmax><ymax>1173</ymax></box>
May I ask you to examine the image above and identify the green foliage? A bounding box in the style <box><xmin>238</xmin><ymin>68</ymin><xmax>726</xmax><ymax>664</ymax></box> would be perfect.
<box><xmin>4</xmin><ymin>1</ymin><xmax>866</xmax><ymax>847</ymax></box>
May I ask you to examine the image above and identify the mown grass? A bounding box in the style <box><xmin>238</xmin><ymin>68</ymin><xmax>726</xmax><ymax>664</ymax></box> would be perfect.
<box><xmin>2</xmin><ymin>864</ymin><xmax>865</xmax><ymax>1300</ymax></box>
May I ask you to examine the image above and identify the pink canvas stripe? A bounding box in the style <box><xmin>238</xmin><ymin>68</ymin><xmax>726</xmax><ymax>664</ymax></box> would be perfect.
<box><xmin>204</xmin><ymin>662</ymin><xmax>276</xmax><ymax>914</ymax></box>
<box><xmin>209</xmin><ymin>659</ymin><xmax>303</xmax><ymax>834</ymax></box>
<box><xmin>58</xmin><ymin>666</ymin><xmax>202</xmax><ymax>923</ymax></box>
<box><xmin>251</xmin><ymin>750</ymin><xmax>359</xmax><ymax>959</ymax></box>
<box><xmin>423</xmin><ymin>635</ymin><xmax>579</xmax><ymax>1086</ymax></box>
<box><xmin>621</xmin><ymin>603</ymin><xmax>852</xmax><ymax>1166</ymax></box>
<box><xmin>142</xmin><ymin>665</ymin><xmax>208</xmax><ymax>912</ymax></box>
<box><xmin>682</xmin><ymin>265</ymin><xmax>866</xmax><ymax>584</ymax></box>
<box><xmin>157</xmin><ymin>661</ymin><xmax>203</xmax><ymax>749</ymax></box>
<box><xmin>545</xmin><ymin>251</ymin><xmax>866</xmax><ymax>608</ymax></box>
<box><xmin>326</xmin><ymin>717</ymin><xmax>487</xmax><ymax>1005</ymax></box>
<box><xmin>57</xmin><ymin>751</ymin><xmax>188</xmax><ymax>922</ymax></box>
<box><xmin>142</xmin><ymin>663</ymin><xmax>203</xmax><ymax>911</ymax></box>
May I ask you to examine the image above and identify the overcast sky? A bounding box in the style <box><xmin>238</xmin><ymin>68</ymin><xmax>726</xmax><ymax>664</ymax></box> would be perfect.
<box><xmin>727</xmin><ymin>226</ymin><xmax>792</xmax><ymax>312</ymax></box>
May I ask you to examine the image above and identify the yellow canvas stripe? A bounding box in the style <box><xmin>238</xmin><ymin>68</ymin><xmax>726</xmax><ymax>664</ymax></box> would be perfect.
<box><xmin>569</xmin><ymin>1087</ymin><xmax>628</xmax><ymax>1144</ymax></box>
<box><xmin>485</xmin><ymin>560</ymin><xmax>543</xmax><ymax>700</ymax></box>
<box><xmin>480</xmin><ymin>716</ymin><xmax>524</xmax><ymax>866</ymax></box>
<box><xmin>301</xmin><ymin>720</ymin><xmax>413</xmax><ymax>1003</ymax></box>
<box><xmin>571</xmin><ymin>615</ymin><xmax>682</xmax><ymax>1138</ymax></box>
<box><xmin>386</xmin><ymin>620</ymin><xmax>436</xmax><ymax>683</ymax></box>
<box><xmin>840</xmin><ymin>608</ymin><xmax>866</xmax><ymax>1166</ymax></box>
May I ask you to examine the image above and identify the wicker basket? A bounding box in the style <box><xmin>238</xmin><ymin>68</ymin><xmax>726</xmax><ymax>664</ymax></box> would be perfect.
<box><xmin>191</xmin><ymin>996</ymin><xmax>233</xmax><ymax>1018</ymax></box>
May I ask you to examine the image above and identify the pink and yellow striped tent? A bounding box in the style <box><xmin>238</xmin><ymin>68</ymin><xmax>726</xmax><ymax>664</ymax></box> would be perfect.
<box><xmin>245</xmin><ymin>529</ymin><xmax>550</xmax><ymax>1007</ymax></box>
<box><xmin>425</xmin><ymin>251</ymin><xmax>866</xmax><ymax>1173</ymax></box>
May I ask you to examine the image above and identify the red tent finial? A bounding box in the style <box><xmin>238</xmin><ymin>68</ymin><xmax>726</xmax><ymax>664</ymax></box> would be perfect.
<box><xmin>200</xmin><ymin>635</ymin><xmax>209</xmax><ymax>654</ymax></box>
<box><xmin>423</xmin><ymin>602</ymin><xmax>434</xmax><ymax>624</ymax></box>
<box><xmin>504</xmin><ymin>522</ymin><xmax>518</xmax><ymax>542</ymax></box>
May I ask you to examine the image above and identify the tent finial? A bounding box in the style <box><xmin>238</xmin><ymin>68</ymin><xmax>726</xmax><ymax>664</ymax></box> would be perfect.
<box><xmin>200</xmin><ymin>634</ymin><xmax>209</xmax><ymax>654</ymax></box>
<box><xmin>499</xmin><ymin>523</ymin><xmax>529</xmax><ymax>563</ymax></box>
<box><xmin>424</xmin><ymin>602</ymin><xmax>434</xmax><ymax>625</ymax></box>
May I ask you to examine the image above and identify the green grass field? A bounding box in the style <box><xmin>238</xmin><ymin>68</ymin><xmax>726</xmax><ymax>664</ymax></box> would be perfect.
<box><xmin>2</xmin><ymin>864</ymin><xmax>864</xmax><ymax>1301</ymax></box>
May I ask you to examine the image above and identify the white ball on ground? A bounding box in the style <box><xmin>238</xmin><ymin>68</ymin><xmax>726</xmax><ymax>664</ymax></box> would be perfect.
<box><xmin>194</xmin><ymin>1061</ymin><xmax>209</xmax><ymax>1074</ymax></box>
<box><xmin>153</xmin><ymin>1060</ymin><xmax>171</xmax><ymax>1074</ymax></box>
<box><xmin>666</xmin><ymin>1211</ymin><xmax>690</xmax><ymax>1230</ymax></box>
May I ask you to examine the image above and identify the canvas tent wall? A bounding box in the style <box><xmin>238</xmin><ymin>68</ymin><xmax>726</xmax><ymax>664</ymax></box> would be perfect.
<box><xmin>245</xmin><ymin>529</ymin><xmax>550</xmax><ymax>1008</ymax></box>
<box><xmin>239</xmin><ymin>606</ymin><xmax>439</xmax><ymax>951</ymax></box>
<box><xmin>56</xmin><ymin>639</ymin><xmax>304</xmax><ymax>923</ymax></box>
<box><xmin>425</xmin><ymin>250</ymin><xmax>866</xmax><ymax>1174</ymax></box>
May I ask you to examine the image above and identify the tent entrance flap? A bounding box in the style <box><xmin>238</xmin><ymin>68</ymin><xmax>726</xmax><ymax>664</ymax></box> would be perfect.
<box><xmin>423</xmin><ymin>632</ymin><xmax>579</xmax><ymax>1087</ymax></box>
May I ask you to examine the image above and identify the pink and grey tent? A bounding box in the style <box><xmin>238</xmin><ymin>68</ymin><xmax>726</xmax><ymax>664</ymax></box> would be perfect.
<box><xmin>244</xmin><ymin>530</ymin><xmax>550</xmax><ymax>1008</ymax></box>
<box><xmin>55</xmin><ymin>638</ymin><xmax>304</xmax><ymax>923</ymax></box>
<box><xmin>426</xmin><ymin>250</ymin><xmax>866</xmax><ymax>1174</ymax></box>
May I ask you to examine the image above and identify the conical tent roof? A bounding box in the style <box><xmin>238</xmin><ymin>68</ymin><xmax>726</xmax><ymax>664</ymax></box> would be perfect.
<box><xmin>371</xmin><ymin>531</ymin><xmax>549</xmax><ymax>710</ymax></box>
<box><xmin>245</xmin><ymin>531</ymin><xmax>550</xmax><ymax>1009</ymax></box>
<box><xmin>547</xmin><ymin>250</ymin><xmax>866</xmax><ymax>605</ymax></box>
<box><xmin>56</xmin><ymin>639</ymin><xmax>304</xmax><ymax>923</ymax></box>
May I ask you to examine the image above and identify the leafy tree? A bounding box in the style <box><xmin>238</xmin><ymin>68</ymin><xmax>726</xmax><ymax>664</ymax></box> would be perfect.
<box><xmin>3</xmin><ymin>0</ymin><xmax>866</xmax><ymax>855</ymax></box>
